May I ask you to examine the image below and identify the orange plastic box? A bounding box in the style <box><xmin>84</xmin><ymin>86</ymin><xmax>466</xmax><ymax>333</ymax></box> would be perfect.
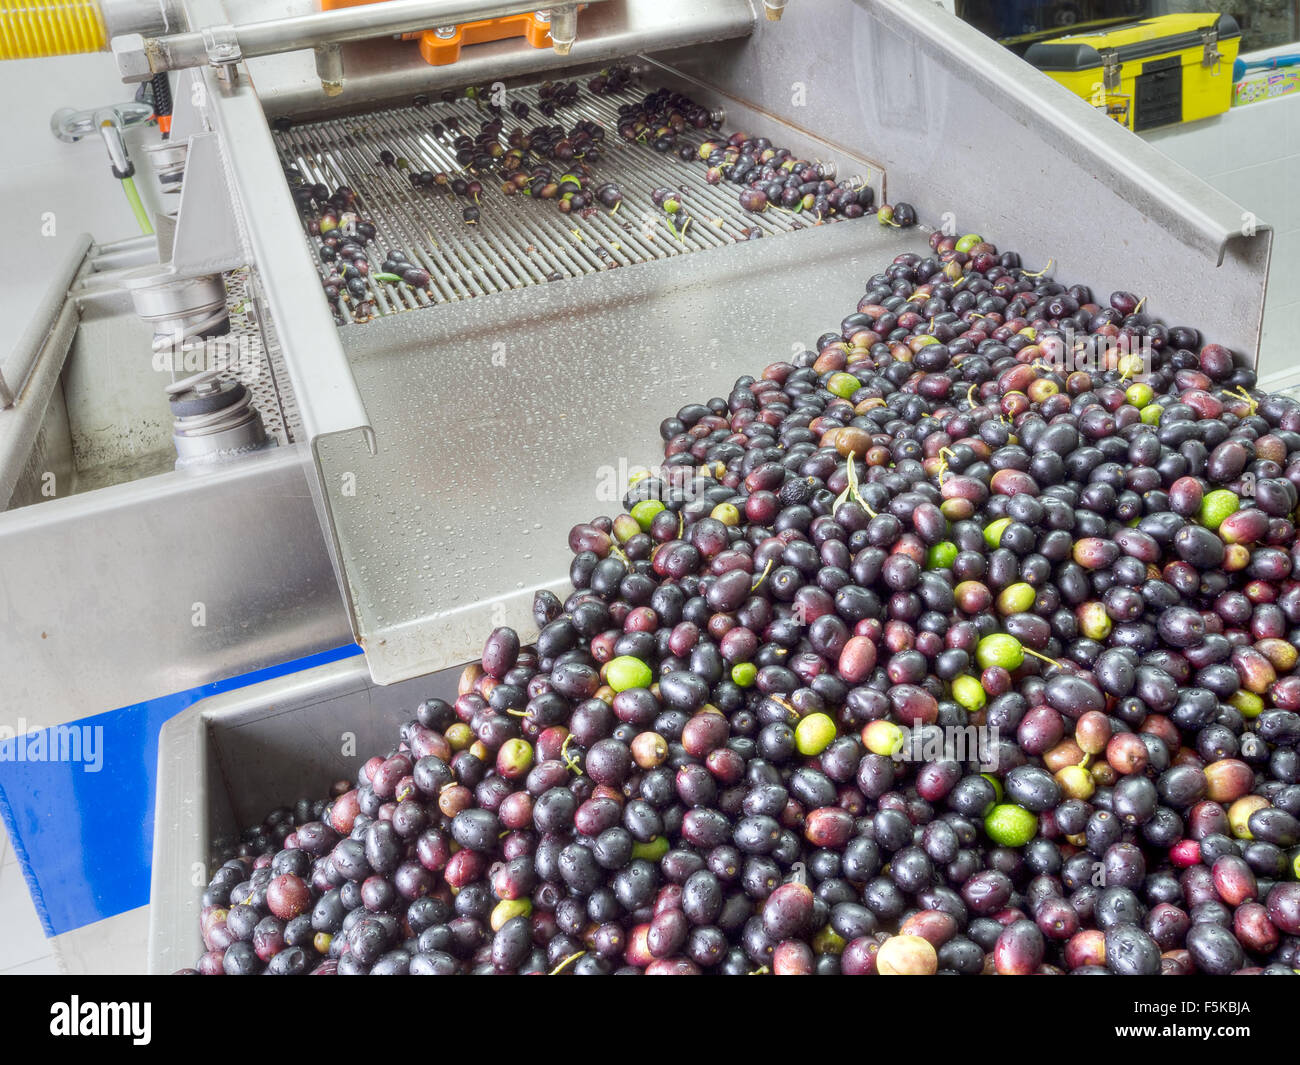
<box><xmin>420</xmin><ymin>14</ymin><xmax>556</xmax><ymax>66</ymax></box>
<box><xmin>317</xmin><ymin>1</ymin><xmax>565</xmax><ymax>65</ymax></box>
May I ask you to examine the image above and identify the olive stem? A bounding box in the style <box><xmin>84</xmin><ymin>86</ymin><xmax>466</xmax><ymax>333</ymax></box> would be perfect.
<box><xmin>549</xmin><ymin>951</ymin><xmax>586</xmax><ymax>975</ymax></box>
<box><xmin>843</xmin><ymin>455</ymin><xmax>877</xmax><ymax>517</ymax></box>
<box><xmin>751</xmin><ymin>558</ymin><xmax>775</xmax><ymax>591</ymax></box>
<box><xmin>1022</xmin><ymin>647</ymin><xmax>1061</xmax><ymax>668</ymax></box>
<box><xmin>560</xmin><ymin>733</ymin><xmax>582</xmax><ymax>775</ymax></box>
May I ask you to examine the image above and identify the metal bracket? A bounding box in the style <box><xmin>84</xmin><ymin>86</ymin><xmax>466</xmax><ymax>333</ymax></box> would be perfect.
<box><xmin>315</xmin><ymin>43</ymin><xmax>344</xmax><ymax>97</ymax></box>
<box><xmin>201</xmin><ymin>24</ymin><xmax>243</xmax><ymax>67</ymax></box>
<box><xmin>168</xmin><ymin>70</ymin><xmax>211</xmax><ymax>143</ymax></box>
<box><xmin>546</xmin><ymin>5</ymin><xmax>577</xmax><ymax>54</ymax></box>
<box><xmin>164</xmin><ymin>131</ymin><xmax>247</xmax><ymax>276</ymax></box>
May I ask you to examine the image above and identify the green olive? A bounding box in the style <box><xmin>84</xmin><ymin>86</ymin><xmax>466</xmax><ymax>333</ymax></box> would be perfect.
<box><xmin>996</xmin><ymin>582</ymin><xmax>1036</xmax><ymax>614</ymax></box>
<box><xmin>927</xmin><ymin>541</ymin><xmax>958</xmax><ymax>570</ymax></box>
<box><xmin>612</xmin><ymin>513</ymin><xmax>640</xmax><ymax>543</ymax></box>
<box><xmin>496</xmin><ymin>738</ymin><xmax>533</xmax><ymax>777</ymax></box>
<box><xmin>490</xmin><ymin>898</ymin><xmax>532</xmax><ymax>930</ymax></box>
<box><xmin>983</xmin><ymin>516</ymin><xmax>1012</xmax><ymax>549</ymax></box>
<box><xmin>976</xmin><ymin>633</ymin><xmax>1024</xmax><ymax>671</ymax></box>
<box><xmin>1125</xmin><ymin>382</ymin><xmax>1153</xmax><ymax>408</ymax></box>
<box><xmin>827</xmin><ymin>372</ymin><xmax>862</xmax><ymax>399</ymax></box>
<box><xmin>862</xmin><ymin>720</ymin><xmax>906</xmax><ymax>757</ymax></box>
<box><xmin>606</xmin><ymin>655</ymin><xmax>653</xmax><ymax>692</ymax></box>
<box><xmin>795</xmin><ymin>712</ymin><xmax>837</xmax><ymax>756</ymax></box>
<box><xmin>1055</xmin><ymin>765</ymin><xmax>1095</xmax><ymax>801</ymax></box>
<box><xmin>711</xmin><ymin>502</ymin><xmax>741</xmax><ymax>526</ymax></box>
<box><xmin>631</xmin><ymin>835</ymin><xmax>669</xmax><ymax>862</ymax></box>
<box><xmin>951</xmin><ymin>674</ymin><xmax>986</xmax><ymax>711</ymax></box>
<box><xmin>1077</xmin><ymin>601</ymin><xmax>1113</xmax><ymax>641</ymax></box>
<box><xmin>1200</xmin><ymin>489</ymin><xmax>1240</xmax><ymax>531</ymax></box>
<box><xmin>629</xmin><ymin>499</ymin><xmax>665</xmax><ymax>532</ymax></box>
<box><xmin>985</xmin><ymin>803</ymin><xmax>1037</xmax><ymax>847</ymax></box>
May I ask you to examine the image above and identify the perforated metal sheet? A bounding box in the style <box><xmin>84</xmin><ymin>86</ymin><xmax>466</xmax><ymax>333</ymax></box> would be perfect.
<box><xmin>273</xmin><ymin>80</ymin><xmax>882</xmax><ymax>325</ymax></box>
<box><xmin>224</xmin><ymin>268</ymin><xmax>299</xmax><ymax>445</ymax></box>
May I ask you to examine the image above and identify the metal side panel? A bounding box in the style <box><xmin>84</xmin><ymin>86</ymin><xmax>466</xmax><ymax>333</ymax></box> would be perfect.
<box><xmin>149</xmin><ymin>654</ymin><xmax>463</xmax><ymax>974</ymax></box>
<box><xmin>184</xmin><ymin>31</ymin><xmax>380</xmax><ymax>603</ymax></box>
<box><xmin>178</xmin><ymin>19</ymin><xmax>375</xmax><ymax>452</ymax></box>
<box><xmin>653</xmin><ymin>0</ymin><xmax>1272</xmax><ymax>363</ymax></box>
<box><xmin>226</xmin><ymin>0</ymin><xmax>756</xmax><ymax>120</ymax></box>
<box><xmin>0</xmin><ymin>235</ymin><xmax>93</xmax><ymax>509</ymax></box>
<box><xmin>0</xmin><ymin>444</ymin><xmax>352</xmax><ymax>724</ymax></box>
<box><xmin>319</xmin><ymin>220</ymin><xmax>932</xmax><ymax>684</ymax></box>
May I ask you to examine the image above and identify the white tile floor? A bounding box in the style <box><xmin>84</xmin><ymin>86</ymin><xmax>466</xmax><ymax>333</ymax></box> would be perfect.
<box><xmin>0</xmin><ymin>820</ymin><xmax>62</xmax><ymax>974</ymax></box>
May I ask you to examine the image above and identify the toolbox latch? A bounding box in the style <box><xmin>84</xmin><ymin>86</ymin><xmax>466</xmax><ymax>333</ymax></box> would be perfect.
<box><xmin>1200</xmin><ymin>26</ymin><xmax>1222</xmax><ymax>70</ymax></box>
<box><xmin>1100</xmin><ymin>48</ymin><xmax>1121</xmax><ymax>93</ymax></box>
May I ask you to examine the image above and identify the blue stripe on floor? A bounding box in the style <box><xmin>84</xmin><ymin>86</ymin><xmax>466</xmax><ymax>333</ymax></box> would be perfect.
<box><xmin>0</xmin><ymin>643</ymin><xmax>363</xmax><ymax>937</ymax></box>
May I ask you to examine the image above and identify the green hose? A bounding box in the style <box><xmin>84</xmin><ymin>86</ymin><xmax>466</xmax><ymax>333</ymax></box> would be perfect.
<box><xmin>121</xmin><ymin>175</ymin><xmax>154</xmax><ymax>236</ymax></box>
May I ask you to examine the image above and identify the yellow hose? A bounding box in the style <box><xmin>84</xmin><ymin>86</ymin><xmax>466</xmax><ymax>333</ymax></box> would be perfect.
<box><xmin>121</xmin><ymin>175</ymin><xmax>153</xmax><ymax>236</ymax></box>
<box><xmin>0</xmin><ymin>0</ymin><xmax>108</xmax><ymax>60</ymax></box>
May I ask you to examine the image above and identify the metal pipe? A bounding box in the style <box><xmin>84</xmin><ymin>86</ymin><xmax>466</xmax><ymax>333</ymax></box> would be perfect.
<box><xmin>89</xmin><ymin>233</ymin><xmax>160</xmax><ymax>270</ymax></box>
<box><xmin>118</xmin><ymin>0</ymin><xmax>608</xmax><ymax>77</ymax></box>
<box><xmin>102</xmin><ymin>0</ymin><xmax>184</xmax><ymax>38</ymax></box>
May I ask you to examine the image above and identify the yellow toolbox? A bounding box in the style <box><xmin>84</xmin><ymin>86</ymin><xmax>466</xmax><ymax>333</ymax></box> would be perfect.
<box><xmin>1024</xmin><ymin>13</ymin><xmax>1240</xmax><ymax>131</ymax></box>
